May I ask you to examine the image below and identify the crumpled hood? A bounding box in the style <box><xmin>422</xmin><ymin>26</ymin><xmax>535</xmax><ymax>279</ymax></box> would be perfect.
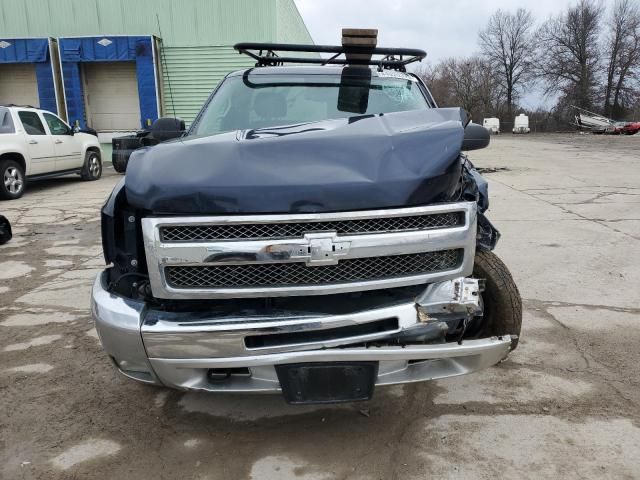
<box><xmin>125</xmin><ymin>108</ymin><xmax>466</xmax><ymax>214</ymax></box>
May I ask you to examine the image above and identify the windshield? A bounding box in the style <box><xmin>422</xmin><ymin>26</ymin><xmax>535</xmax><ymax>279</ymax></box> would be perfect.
<box><xmin>190</xmin><ymin>73</ymin><xmax>430</xmax><ymax>137</ymax></box>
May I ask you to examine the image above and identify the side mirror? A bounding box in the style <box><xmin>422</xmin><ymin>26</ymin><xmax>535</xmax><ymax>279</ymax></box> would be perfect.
<box><xmin>151</xmin><ymin>117</ymin><xmax>186</xmax><ymax>142</ymax></box>
<box><xmin>462</xmin><ymin>122</ymin><xmax>490</xmax><ymax>151</ymax></box>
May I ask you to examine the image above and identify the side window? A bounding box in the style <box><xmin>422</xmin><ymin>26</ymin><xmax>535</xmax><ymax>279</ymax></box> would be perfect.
<box><xmin>18</xmin><ymin>111</ymin><xmax>47</xmax><ymax>136</ymax></box>
<box><xmin>0</xmin><ymin>107</ymin><xmax>15</xmax><ymax>134</ymax></box>
<box><xmin>43</xmin><ymin>113</ymin><xmax>71</xmax><ymax>135</ymax></box>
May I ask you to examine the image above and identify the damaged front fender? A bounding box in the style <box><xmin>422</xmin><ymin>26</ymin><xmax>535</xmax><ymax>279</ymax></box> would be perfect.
<box><xmin>458</xmin><ymin>155</ymin><xmax>500</xmax><ymax>250</ymax></box>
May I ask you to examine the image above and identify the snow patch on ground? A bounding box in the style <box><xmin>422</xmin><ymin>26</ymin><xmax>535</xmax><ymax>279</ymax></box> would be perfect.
<box><xmin>51</xmin><ymin>439</ymin><xmax>121</xmax><ymax>470</ymax></box>
<box><xmin>0</xmin><ymin>260</ymin><xmax>34</xmax><ymax>279</ymax></box>
<box><xmin>250</xmin><ymin>455</ymin><xmax>331</xmax><ymax>480</ymax></box>
<box><xmin>154</xmin><ymin>391</ymin><xmax>169</xmax><ymax>409</ymax></box>
<box><xmin>7</xmin><ymin>363</ymin><xmax>53</xmax><ymax>374</ymax></box>
<box><xmin>4</xmin><ymin>334</ymin><xmax>63</xmax><ymax>352</ymax></box>
<box><xmin>1</xmin><ymin>312</ymin><xmax>77</xmax><ymax>327</ymax></box>
<box><xmin>44</xmin><ymin>259</ymin><xmax>73</xmax><ymax>268</ymax></box>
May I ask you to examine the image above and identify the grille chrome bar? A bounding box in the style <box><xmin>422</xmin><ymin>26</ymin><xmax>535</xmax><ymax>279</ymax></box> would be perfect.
<box><xmin>142</xmin><ymin>202</ymin><xmax>477</xmax><ymax>299</ymax></box>
<box><xmin>160</xmin><ymin>211</ymin><xmax>464</xmax><ymax>242</ymax></box>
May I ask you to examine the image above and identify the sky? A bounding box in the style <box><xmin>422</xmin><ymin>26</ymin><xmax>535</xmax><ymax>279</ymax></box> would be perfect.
<box><xmin>294</xmin><ymin>0</ymin><xmax>581</xmax><ymax>109</ymax></box>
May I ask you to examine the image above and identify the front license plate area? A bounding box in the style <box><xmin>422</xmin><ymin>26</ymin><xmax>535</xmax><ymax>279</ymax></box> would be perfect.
<box><xmin>276</xmin><ymin>362</ymin><xmax>378</xmax><ymax>405</ymax></box>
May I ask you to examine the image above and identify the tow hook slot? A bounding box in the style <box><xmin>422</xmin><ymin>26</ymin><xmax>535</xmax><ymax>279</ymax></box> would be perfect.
<box><xmin>207</xmin><ymin>368</ymin><xmax>251</xmax><ymax>382</ymax></box>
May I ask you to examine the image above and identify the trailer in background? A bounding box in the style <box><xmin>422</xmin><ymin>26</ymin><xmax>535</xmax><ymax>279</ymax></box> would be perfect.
<box><xmin>483</xmin><ymin>117</ymin><xmax>500</xmax><ymax>134</ymax></box>
<box><xmin>513</xmin><ymin>113</ymin><xmax>530</xmax><ymax>134</ymax></box>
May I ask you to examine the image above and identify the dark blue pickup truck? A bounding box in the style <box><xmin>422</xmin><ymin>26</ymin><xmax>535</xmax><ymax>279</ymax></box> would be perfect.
<box><xmin>93</xmin><ymin>33</ymin><xmax>521</xmax><ymax>405</ymax></box>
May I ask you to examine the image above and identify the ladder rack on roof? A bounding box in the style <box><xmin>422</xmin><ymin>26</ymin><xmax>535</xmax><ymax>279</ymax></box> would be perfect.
<box><xmin>234</xmin><ymin>28</ymin><xmax>426</xmax><ymax>72</ymax></box>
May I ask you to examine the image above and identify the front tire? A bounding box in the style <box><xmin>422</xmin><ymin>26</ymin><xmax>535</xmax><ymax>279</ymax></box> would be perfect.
<box><xmin>81</xmin><ymin>151</ymin><xmax>102</xmax><ymax>181</ymax></box>
<box><xmin>0</xmin><ymin>159</ymin><xmax>26</xmax><ymax>200</ymax></box>
<box><xmin>471</xmin><ymin>249</ymin><xmax>522</xmax><ymax>350</ymax></box>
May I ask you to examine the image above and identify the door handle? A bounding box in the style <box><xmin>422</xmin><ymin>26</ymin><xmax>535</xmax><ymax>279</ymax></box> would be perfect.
<box><xmin>55</xmin><ymin>139</ymin><xmax>63</xmax><ymax>144</ymax></box>
<box><xmin>29</xmin><ymin>140</ymin><xmax>38</xmax><ymax>144</ymax></box>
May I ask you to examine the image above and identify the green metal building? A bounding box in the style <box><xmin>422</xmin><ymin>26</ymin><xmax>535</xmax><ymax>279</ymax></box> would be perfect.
<box><xmin>0</xmin><ymin>0</ymin><xmax>313</xmax><ymax>136</ymax></box>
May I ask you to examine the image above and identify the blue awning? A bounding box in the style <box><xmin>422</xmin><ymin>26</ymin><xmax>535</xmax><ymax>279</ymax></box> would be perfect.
<box><xmin>0</xmin><ymin>38</ymin><xmax>57</xmax><ymax>114</ymax></box>
<box><xmin>60</xmin><ymin>36</ymin><xmax>146</xmax><ymax>62</ymax></box>
<box><xmin>0</xmin><ymin>38</ymin><xmax>49</xmax><ymax>63</ymax></box>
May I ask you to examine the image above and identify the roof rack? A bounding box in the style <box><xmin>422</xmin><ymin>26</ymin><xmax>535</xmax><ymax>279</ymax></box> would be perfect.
<box><xmin>0</xmin><ymin>104</ymin><xmax>37</xmax><ymax>108</ymax></box>
<box><xmin>234</xmin><ymin>29</ymin><xmax>426</xmax><ymax>72</ymax></box>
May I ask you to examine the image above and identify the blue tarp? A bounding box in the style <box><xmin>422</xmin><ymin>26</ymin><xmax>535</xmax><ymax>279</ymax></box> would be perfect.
<box><xmin>0</xmin><ymin>38</ymin><xmax>57</xmax><ymax>113</ymax></box>
<box><xmin>59</xmin><ymin>36</ymin><xmax>159</xmax><ymax>129</ymax></box>
<box><xmin>0</xmin><ymin>38</ymin><xmax>48</xmax><ymax>63</ymax></box>
<box><xmin>34</xmin><ymin>62</ymin><xmax>57</xmax><ymax>113</ymax></box>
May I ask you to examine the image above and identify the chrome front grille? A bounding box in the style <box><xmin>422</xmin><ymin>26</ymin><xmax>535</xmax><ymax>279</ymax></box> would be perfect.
<box><xmin>160</xmin><ymin>212</ymin><xmax>464</xmax><ymax>242</ymax></box>
<box><xmin>142</xmin><ymin>203</ymin><xmax>477</xmax><ymax>299</ymax></box>
<box><xmin>165</xmin><ymin>250</ymin><xmax>462</xmax><ymax>289</ymax></box>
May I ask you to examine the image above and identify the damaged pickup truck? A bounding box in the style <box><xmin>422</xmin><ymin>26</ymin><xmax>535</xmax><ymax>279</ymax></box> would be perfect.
<box><xmin>93</xmin><ymin>35</ymin><xmax>521</xmax><ymax>405</ymax></box>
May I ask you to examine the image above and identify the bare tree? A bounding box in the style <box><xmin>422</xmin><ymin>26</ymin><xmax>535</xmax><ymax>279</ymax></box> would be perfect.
<box><xmin>603</xmin><ymin>0</ymin><xmax>640</xmax><ymax>117</ymax></box>
<box><xmin>417</xmin><ymin>57</ymin><xmax>502</xmax><ymax>122</ymax></box>
<box><xmin>479</xmin><ymin>8</ymin><xmax>535</xmax><ymax>120</ymax></box>
<box><xmin>536</xmin><ymin>0</ymin><xmax>604</xmax><ymax>111</ymax></box>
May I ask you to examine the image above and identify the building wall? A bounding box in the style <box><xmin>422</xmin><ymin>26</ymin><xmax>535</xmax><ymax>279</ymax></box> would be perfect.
<box><xmin>0</xmin><ymin>0</ymin><xmax>280</xmax><ymax>45</ymax></box>
<box><xmin>160</xmin><ymin>45</ymin><xmax>252</xmax><ymax>123</ymax></box>
<box><xmin>0</xmin><ymin>0</ymin><xmax>314</xmax><ymax>124</ymax></box>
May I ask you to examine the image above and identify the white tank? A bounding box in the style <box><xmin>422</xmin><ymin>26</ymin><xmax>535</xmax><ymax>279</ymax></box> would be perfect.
<box><xmin>513</xmin><ymin>114</ymin><xmax>530</xmax><ymax>134</ymax></box>
<box><xmin>483</xmin><ymin>117</ymin><xmax>500</xmax><ymax>134</ymax></box>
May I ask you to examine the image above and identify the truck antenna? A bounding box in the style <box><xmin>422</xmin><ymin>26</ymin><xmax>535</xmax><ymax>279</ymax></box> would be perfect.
<box><xmin>156</xmin><ymin>14</ymin><xmax>177</xmax><ymax>121</ymax></box>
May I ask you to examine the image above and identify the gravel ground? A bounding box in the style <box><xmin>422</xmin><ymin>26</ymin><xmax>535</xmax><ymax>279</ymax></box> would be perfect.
<box><xmin>1</xmin><ymin>134</ymin><xmax>639</xmax><ymax>479</ymax></box>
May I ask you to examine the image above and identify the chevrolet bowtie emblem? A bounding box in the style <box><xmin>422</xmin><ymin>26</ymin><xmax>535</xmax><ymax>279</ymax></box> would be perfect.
<box><xmin>264</xmin><ymin>232</ymin><xmax>351</xmax><ymax>266</ymax></box>
<box><xmin>299</xmin><ymin>232</ymin><xmax>351</xmax><ymax>265</ymax></box>
<box><xmin>203</xmin><ymin>232</ymin><xmax>351</xmax><ymax>265</ymax></box>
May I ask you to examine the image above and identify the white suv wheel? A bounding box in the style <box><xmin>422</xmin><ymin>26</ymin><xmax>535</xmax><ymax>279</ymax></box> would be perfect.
<box><xmin>0</xmin><ymin>160</ymin><xmax>26</xmax><ymax>200</ymax></box>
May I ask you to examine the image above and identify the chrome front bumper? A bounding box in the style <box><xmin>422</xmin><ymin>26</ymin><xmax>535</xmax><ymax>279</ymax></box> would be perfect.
<box><xmin>91</xmin><ymin>273</ymin><xmax>513</xmax><ymax>393</ymax></box>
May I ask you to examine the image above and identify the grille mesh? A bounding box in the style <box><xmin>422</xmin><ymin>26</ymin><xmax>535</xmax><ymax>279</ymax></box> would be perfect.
<box><xmin>160</xmin><ymin>212</ymin><xmax>464</xmax><ymax>242</ymax></box>
<box><xmin>165</xmin><ymin>250</ymin><xmax>462</xmax><ymax>289</ymax></box>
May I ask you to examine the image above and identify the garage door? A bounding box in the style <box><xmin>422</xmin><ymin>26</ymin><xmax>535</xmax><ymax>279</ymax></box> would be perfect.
<box><xmin>83</xmin><ymin>62</ymin><xmax>140</xmax><ymax>131</ymax></box>
<box><xmin>0</xmin><ymin>63</ymin><xmax>39</xmax><ymax>107</ymax></box>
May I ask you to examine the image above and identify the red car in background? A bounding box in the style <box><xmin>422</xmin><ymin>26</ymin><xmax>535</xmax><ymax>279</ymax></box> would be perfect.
<box><xmin>622</xmin><ymin>122</ymin><xmax>640</xmax><ymax>135</ymax></box>
<box><xmin>611</xmin><ymin>121</ymin><xmax>640</xmax><ymax>135</ymax></box>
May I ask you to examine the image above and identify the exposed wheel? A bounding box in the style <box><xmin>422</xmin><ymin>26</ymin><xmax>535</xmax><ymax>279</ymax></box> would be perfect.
<box><xmin>470</xmin><ymin>249</ymin><xmax>522</xmax><ymax>350</ymax></box>
<box><xmin>112</xmin><ymin>152</ymin><xmax>128</xmax><ymax>173</ymax></box>
<box><xmin>0</xmin><ymin>159</ymin><xmax>26</xmax><ymax>200</ymax></box>
<box><xmin>81</xmin><ymin>150</ymin><xmax>102</xmax><ymax>181</ymax></box>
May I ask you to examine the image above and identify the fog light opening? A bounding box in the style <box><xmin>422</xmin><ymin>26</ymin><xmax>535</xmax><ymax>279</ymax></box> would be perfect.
<box><xmin>110</xmin><ymin>356</ymin><xmax>155</xmax><ymax>383</ymax></box>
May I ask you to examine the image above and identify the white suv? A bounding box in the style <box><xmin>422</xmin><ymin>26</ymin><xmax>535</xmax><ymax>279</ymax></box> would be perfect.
<box><xmin>0</xmin><ymin>105</ymin><xmax>102</xmax><ymax>200</ymax></box>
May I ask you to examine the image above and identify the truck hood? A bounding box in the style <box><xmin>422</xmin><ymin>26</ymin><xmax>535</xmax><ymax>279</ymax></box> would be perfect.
<box><xmin>125</xmin><ymin>108</ymin><xmax>466</xmax><ymax>214</ymax></box>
